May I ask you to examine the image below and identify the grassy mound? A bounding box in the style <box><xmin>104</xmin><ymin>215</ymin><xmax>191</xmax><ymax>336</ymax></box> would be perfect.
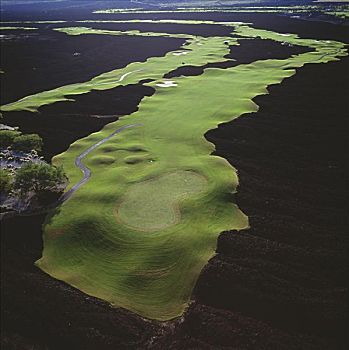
<box><xmin>89</xmin><ymin>155</ymin><xmax>115</xmax><ymax>165</ymax></box>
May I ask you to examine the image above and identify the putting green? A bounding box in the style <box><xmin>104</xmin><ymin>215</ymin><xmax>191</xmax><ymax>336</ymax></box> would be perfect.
<box><xmin>6</xmin><ymin>20</ymin><xmax>345</xmax><ymax>320</ymax></box>
<box><xmin>117</xmin><ymin>170</ymin><xmax>207</xmax><ymax>231</ymax></box>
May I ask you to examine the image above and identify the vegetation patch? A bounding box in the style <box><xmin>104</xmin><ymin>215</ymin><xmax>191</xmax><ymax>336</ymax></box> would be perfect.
<box><xmin>0</xmin><ymin>129</ymin><xmax>66</xmax><ymax>215</ymax></box>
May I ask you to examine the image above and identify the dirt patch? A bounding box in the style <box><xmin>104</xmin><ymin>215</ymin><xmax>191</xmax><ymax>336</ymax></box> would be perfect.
<box><xmin>46</xmin><ymin>227</ymin><xmax>65</xmax><ymax>239</ymax></box>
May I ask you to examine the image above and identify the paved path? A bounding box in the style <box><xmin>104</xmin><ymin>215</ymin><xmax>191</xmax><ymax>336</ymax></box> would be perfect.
<box><xmin>58</xmin><ymin>124</ymin><xmax>142</xmax><ymax>203</ymax></box>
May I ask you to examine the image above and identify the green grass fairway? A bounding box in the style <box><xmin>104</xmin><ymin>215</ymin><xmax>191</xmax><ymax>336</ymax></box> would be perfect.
<box><xmin>6</xmin><ymin>20</ymin><xmax>346</xmax><ymax>320</ymax></box>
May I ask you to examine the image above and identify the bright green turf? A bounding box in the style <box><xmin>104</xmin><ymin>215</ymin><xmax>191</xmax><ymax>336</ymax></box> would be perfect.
<box><xmin>324</xmin><ymin>10</ymin><xmax>349</xmax><ymax>19</ymax></box>
<box><xmin>31</xmin><ymin>21</ymin><xmax>348</xmax><ymax>320</ymax></box>
<box><xmin>0</xmin><ymin>26</ymin><xmax>38</xmax><ymax>30</ymax></box>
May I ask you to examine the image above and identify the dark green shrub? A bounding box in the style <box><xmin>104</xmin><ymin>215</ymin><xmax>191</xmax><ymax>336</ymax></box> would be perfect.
<box><xmin>14</xmin><ymin>163</ymin><xmax>66</xmax><ymax>194</ymax></box>
<box><xmin>0</xmin><ymin>168</ymin><xmax>13</xmax><ymax>194</ymax></box>
<box><xmin>13</xmin><ymin>134</ymin><xmax>43</xmax><ymax>153</ymax></box>
<box><xmin>0</xmin><ymin>130</ymin><xmax>21</xmax><ymax>148</ymax></box>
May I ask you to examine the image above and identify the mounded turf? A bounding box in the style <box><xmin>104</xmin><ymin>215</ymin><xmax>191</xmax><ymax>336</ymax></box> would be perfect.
<box><xmin>6</xmin><ymin>20</ymin><xmax>346</xmax><ymax>320</ymax></box>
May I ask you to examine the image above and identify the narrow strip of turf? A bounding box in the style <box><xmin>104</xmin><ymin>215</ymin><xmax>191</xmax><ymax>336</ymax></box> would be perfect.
<box><xmin>93</xmin><ymin>5</ymin><xmax>337</xmax><ymax>14</ymax></box>
<box><xmin>0</xmin><ymin>26</ymin><xmax>38</xmax><ymax>30</ymax></box>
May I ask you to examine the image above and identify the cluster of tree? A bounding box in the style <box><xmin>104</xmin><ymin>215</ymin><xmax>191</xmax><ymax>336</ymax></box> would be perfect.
<box><xmin>1</xmin><ymin>163</ymin><xmax>67</xmax><ymax>205</ymax></box>
<box><xmin>0</xmin><ymin>130</ymin><xmax>43</xmax><ymax>152</ymax></box>
<box><xmin>1</xmin><ymin>123</ymin><xmax>68</xmax><ymax>211</ymax></box>
<box><xmin>1</xmin><ymin>163</ymin><xmax>66</xmax><ymax>193</ymax></box>
<box><xmin>0</xmin><ymin>168</ymin><xmax>12</xmax><ymax>194</ymax></box>
<box><xmin>15</xmin><ymin>163</ymin><xmax>66</xmax><ymax>193</ymax></box>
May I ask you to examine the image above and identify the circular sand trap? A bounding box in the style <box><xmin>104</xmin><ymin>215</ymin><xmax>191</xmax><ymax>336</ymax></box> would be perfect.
<box><xmin>116</xmin><ymin>170</ymin><xmax>207</xmax><ymax>232</ymax></box>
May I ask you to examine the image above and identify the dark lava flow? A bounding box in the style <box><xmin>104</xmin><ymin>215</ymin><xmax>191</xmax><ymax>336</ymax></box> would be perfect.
<box><xmin>165</xmin><ymin>37</ymin><xmax>313</xmax><ymax>78</ymax></box>
<box><xmin>1</xmin><ymin>13</ymin><xmax>348</xmax><ymax>350</ymax></box>
<box><xmin>77</xmin><ymin>21</ymin><xmax>235</xmax><ymax>38</ymax></box>
<box><xmin>86</xmin><ymin>13</ymin><xmax>349</xmax><ymax>44</ymax></box>
<box><xmin>0</xmin><ymin>29</ymin><xmax>184</xmax><ymax>103</ymax></box>
<box><xmin>193</xmin><ymin>56</ymin><xmax>348</xmax><ymax>350</ymax></box>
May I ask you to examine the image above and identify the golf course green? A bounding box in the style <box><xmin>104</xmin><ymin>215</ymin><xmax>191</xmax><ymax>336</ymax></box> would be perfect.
<box><xmin>2</xmin><ymin>20</ymin><xmax>347</xmax><ymax>320</ymax></box>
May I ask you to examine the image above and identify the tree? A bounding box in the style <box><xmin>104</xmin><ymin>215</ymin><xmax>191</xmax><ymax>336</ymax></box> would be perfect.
<box><xmin>0</xmin><ymin>130</ymin><xmax>21</xmax><ymax>148</ymax></box>
<box><xmin>13</xmin><ymin>134</ymin><xmax>43</xmax><ymax>153</ymax></box>
<box><xmin>0</xmin><ymin>168</ymin><xmax>13</xmax><ymax>195</ymax></box>
<box><xmin>14</xmin><ymin>163</ymin><xmax>66</xmax><ymax>195</ymax></box>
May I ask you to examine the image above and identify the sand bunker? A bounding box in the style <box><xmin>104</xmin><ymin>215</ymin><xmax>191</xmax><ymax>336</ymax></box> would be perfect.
<box><xmin>156</xmin><ymin>80</ymin><xmax>178</xmax><ymax>88</ymax></box>
<box><xmin>172</xmin><ymin>51</ymin><xmax>189</xmax><ymax>56</ymax></box>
